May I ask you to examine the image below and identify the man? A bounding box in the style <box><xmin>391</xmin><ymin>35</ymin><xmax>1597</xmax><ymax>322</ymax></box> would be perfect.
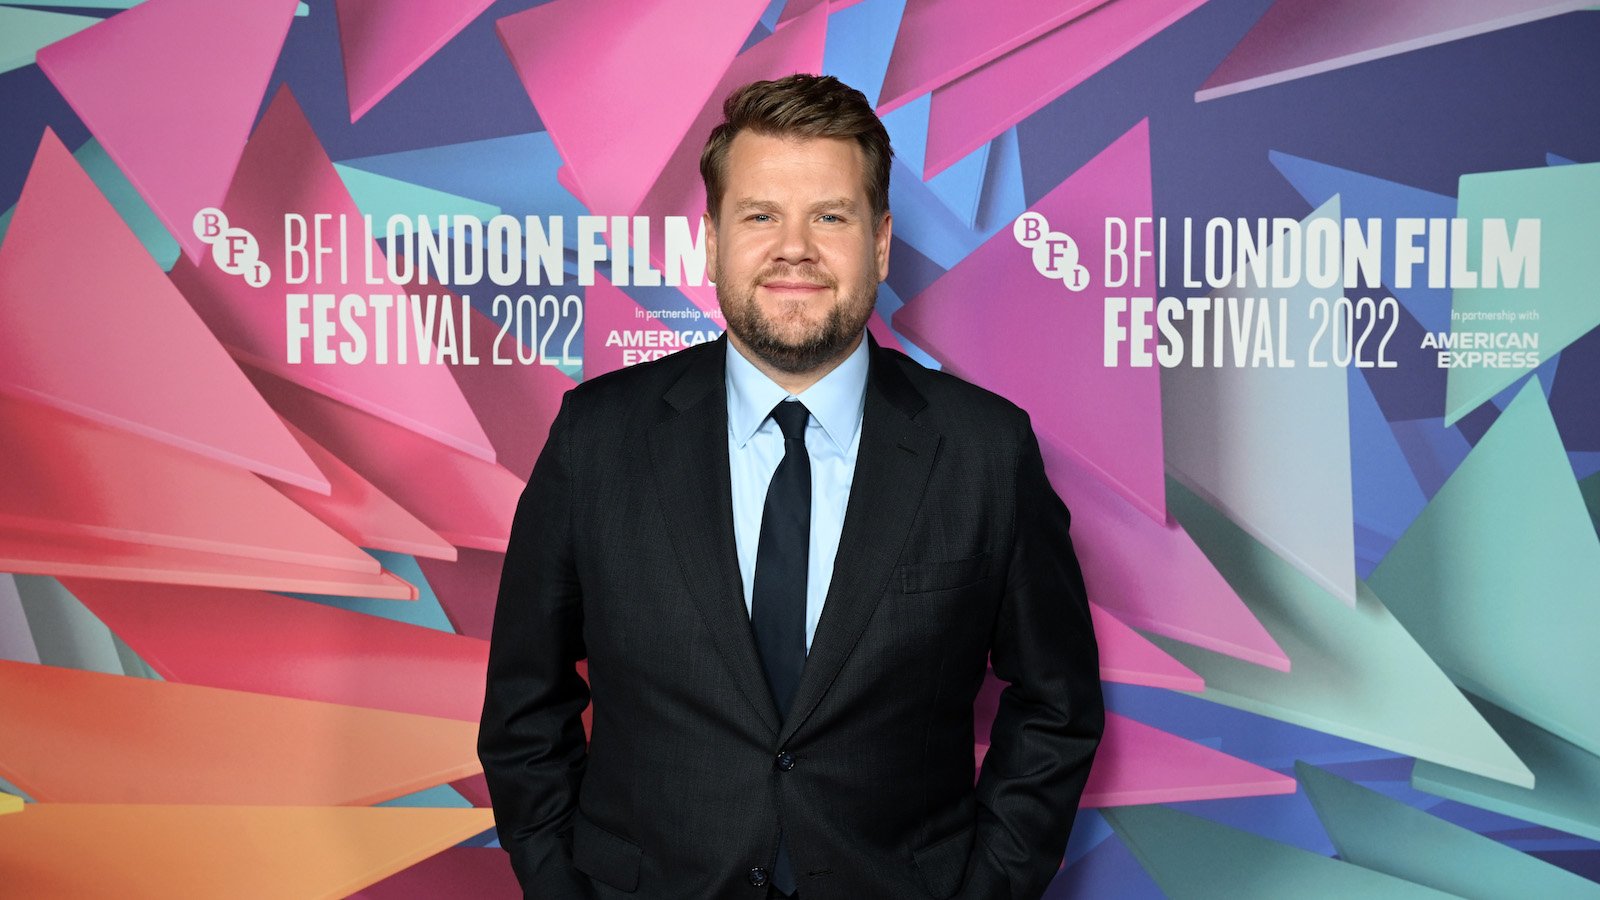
<box><xmin>480</xmin><ymin>74</ymin><xmax>1103</xmax><ymax>900</ymax></box>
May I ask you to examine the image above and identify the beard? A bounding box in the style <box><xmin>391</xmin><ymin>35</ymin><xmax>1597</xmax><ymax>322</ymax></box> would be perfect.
<box><xmin>716</xmin><ymin>262</ymin><xmax>876</xmax><ymax>375</ymax></box>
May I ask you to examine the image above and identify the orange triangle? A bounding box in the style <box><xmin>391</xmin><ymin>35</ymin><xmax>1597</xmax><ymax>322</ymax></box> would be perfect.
<box><xmin>0</xmin><ymin>661</ymin><xmax>477</xmax><ymax>805</ymax></box>
<box><xmin>0</xmin><ymin>803</ymin><xmax>492</xmax><ymax>899</ymax></box>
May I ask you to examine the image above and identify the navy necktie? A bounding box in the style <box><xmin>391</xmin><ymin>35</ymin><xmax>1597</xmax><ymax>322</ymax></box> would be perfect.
<box><xmin>750</xmin><ymin>399</ymin><xmax>810</xmax><ymax>896</ymax></box>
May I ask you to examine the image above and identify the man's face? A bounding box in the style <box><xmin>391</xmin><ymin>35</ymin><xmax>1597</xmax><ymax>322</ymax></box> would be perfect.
<box><xmin>705</xmin><ymin>131</ymin><xmax>891</xmax><ymax>376</ymax></box>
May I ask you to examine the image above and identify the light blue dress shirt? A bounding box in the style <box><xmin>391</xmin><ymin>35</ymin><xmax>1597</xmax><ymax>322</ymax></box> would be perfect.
<box><xmin>726</xmin><ymin>336</ymin><xmax>869</xmax><ymax>654</ymax></box>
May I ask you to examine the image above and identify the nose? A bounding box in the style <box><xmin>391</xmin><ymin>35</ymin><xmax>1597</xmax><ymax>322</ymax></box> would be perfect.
<box><xmin>772</xmin><ymin>215</ymin><xmax>818</xmax><ymax>266</ymax></box>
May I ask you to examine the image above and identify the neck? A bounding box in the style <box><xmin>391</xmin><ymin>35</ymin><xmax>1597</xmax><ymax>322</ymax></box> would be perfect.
<box><xmin>727</xmin><ymin>330</ymin><xmax>865</xmax><ymax>396</ymax></box>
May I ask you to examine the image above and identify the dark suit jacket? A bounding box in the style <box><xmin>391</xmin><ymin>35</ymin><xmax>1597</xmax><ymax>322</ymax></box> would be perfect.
<box><xmin>479</xmin><ymin>334</ymin><xmax>1103</xmax><ymax>900</ymax></box>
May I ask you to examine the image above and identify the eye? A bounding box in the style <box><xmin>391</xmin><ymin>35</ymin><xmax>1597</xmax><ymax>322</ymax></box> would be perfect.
<box><xmin>748</xmin><ymin>213</ymin><xmax>772</xmax><ymax>223</ymax></box>
<box><xmin>819</xmin><ymin>214</ymin><xmax>842</xmax><ymax>223</ymax></box>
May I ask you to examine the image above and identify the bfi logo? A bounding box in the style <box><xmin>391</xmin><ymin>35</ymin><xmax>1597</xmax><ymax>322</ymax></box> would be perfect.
<box><xmin>1013</xmin><ymin>211</ymin><xmax>1088</xmax><ymax>291</ymax></box>
<box><xmin>194</xmin><ymin>207</ymin><xmax>271</xmax><ymax>287</ymax></box>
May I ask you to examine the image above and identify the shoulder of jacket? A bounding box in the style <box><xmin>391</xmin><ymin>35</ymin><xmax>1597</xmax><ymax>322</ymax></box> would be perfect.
<box><xmin>876</xmin><ymin>345</ymin><xmax>1032</xmax><ymax>434</ymax></box>
<box><xmin>567</xmin><ymin>338</ymin><xmax>716</xmax><ymax>409</ymax></box>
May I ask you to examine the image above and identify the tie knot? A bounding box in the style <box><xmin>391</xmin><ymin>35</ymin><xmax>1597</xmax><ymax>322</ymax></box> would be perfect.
<box><xmin>769</xmin><ymin>400</ymin><xmax>810</xmax><ymax>442</ymax></box>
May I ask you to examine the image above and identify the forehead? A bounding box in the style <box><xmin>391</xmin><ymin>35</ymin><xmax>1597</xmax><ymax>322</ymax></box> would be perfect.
<box><xmin>721</xmin><ymin>131</ymin><xmax>868</xmax><ymax>203</ymax></box>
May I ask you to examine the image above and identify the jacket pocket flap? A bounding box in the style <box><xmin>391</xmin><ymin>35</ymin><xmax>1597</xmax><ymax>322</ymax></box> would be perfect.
<box><xmin>572</xmin><ymin>810</ymin><xmax>642</xmax><ymax>892</ymax></box>
<box><xmin>898</xmin><ymin>553</ymin><xmax>992</xmax><ymax>594</ymax></box>
<box><xmin>912</xmin><ymin>823</ymin><xmax>975</xmax><ymax>899</ymax></box>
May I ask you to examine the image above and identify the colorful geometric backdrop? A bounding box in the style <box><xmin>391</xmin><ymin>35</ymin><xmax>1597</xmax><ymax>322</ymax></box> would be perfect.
<box><xmin>2</xmin><ymin>0</ymin><xmax>1598</xmax><ymax>896</ymax></box>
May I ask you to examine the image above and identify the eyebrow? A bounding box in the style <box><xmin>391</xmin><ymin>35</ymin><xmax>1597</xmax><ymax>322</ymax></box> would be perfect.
<box><xmin>732</xmin><ymin>198</ymin><xmax>861</xmax><ymax>216</ymax></box>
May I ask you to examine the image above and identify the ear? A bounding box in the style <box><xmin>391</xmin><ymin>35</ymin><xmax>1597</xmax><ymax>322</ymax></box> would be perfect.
<box><xmin>874</xmin><ymin>212</ymin><xmax>892</xmax><ymax>282</ymax></box>
<box><xmin>702</xmin><ymin>210</ymin><xmax>718</xmax><ymax>283</ymax></box>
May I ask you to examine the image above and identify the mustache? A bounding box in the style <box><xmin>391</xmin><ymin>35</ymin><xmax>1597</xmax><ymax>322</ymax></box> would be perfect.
<box><xmin>754</xmin><ymin>264</ymin><xmax>836</xmax><ymax>289</ymax></box>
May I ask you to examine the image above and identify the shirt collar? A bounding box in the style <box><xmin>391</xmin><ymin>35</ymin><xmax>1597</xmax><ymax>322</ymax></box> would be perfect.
<box><xmin>726</xmin><ymin>334</ymin><xmax>869</xmax><ymax>453</ymax></box>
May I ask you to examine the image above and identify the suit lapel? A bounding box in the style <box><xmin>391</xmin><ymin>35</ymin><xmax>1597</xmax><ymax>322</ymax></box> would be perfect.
<box><xmin>779</xmin><ymin>341</ymin><xmax>939</xmax><ymax>748</ymax></box>
<box><xmin>648</xmin><ymin>339</ymin><xmax>783</xmax><ymax>737</ymax></box>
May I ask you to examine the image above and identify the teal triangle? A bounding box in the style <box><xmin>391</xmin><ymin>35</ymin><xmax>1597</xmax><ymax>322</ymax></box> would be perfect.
<box><xmin>1298</xmin><ymin>761</ymin><xmax>1600</xmax><ymax>898</ymax></box>
<box><xmin>1157</xmin><ymin>478</ymin><xmax>1532</xmax><ymax>788</ymax></box>
<box><xmin>1369</xmin><ymin>379</ymin><xmax>1600</xmax><ymax>759</ymax></box>
<box><xmin>77</xmin><ymin>139</ymin><xmax>180</xmax><ymax>271</ymax></box>
<box><xmin>13</xmin><ymin>575</ymin><xmax>132</xmax><ymax>676</ymax></box>
<box><xmin>1104</xmin><ymin>804</ymin><xmax>1457</xmax><ymax>899</ymax></box>
<box><xmin>332</xmin><ymin>163</ymin><xmax>500</xmax><ymax>225</ymax></box>
<box><xmin>1414</xmin><ymin>694</ymin><xmax>1600</xmax><ymax>845</ymax></box>
<box><xmin>1446</xmin><ymin>162</ymin><xmax>1600</xmax><ymax>425</ymax></box>
<box><xmin>376</xmin><ymin>783</ymin><xmax>471</xmax><ymax>809</ymax></box>
<box><xmin>0</xmin><ymin>7</ymin><xmax>100</xmax><ymax>75</ymax></box>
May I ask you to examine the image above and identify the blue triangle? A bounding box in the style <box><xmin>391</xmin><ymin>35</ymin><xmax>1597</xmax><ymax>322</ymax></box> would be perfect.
<box><xmin>975</xmin><ymin>127</ymin><xmax>1025</xmax><ymax>242</ymax></box>
<box><xmin>1348</xmin><ymin>367</ymin><xmax>1427</xmax><ymax>578</ymax></box>
<box><xmin>341</xmin><ymin>132</ymin><xmax>586</xmax><ymax>222</ymax></box>
<box><xmin>926</xmin><ymin>140</ymin><xmax>989</xmax><ymax>229</ymax></box>
<box><xmin>1269</xmin><ymin>150</ymin><xmax>1456</xmax><ymax>335</ymax></box>
<box><xmin>821</xmin><ymin>0</ymin><xmax>907</xmax><ymax>109</ymax></box>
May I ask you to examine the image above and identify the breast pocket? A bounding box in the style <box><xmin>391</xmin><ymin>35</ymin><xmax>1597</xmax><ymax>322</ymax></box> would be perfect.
<box><xmin>896</xmin><ymin>552</ymin><xmax>993</xmax><ymax>594</ymax></box>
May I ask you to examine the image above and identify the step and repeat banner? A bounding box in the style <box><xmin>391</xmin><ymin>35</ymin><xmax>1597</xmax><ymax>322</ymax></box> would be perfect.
<box><xmin>2</xmin><ymin>0</ymin><xmax>1598</xmax><ymax>896</ymax></box>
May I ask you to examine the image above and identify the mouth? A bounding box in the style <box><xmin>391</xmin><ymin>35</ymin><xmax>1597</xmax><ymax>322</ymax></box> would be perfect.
<box><xmin>758</xmin><ymin>280</ymin><xmax>830</xmax><ymax>294</ymax></box>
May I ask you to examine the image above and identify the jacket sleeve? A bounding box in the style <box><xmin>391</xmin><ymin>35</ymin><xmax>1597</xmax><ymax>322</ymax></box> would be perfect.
<box><xmin>965</xmin><ymin>418</ymin><xmax>1105</xmax><ymax>900</ymax></box>
<box><xmin>478</xmin><ymin>390</ymin><xmax>594</xmax><ymax>900</ymax></box>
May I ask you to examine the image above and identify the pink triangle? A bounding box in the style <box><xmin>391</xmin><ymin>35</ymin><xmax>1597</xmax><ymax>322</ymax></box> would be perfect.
<box><xmin>632</xmin><ymin>0</ymin><xmax>825</xmax><ymax>313</ymax></box>
<box><xmin>777</xmin><ymin>0</ymin><xmax>830</xmax><ymax>25</ymax></box>
<box><xmin>922</xmin><ymin>0</ymin><xmax>1207</xmax><ymax>177</ymax></box>
<box><xmin>0</xmin><ymin>529</ymin><xmax>415</xmax><ymax>600</ymax></box>
<box><xmin>245</xmin><ymin>364</ymin><xmax>525</xmax><ymax>553</ymax></box>
<box><xmin>335</xmin><ymin>0</ymin><xmax>497</xmax><ymax>122</ymax></box>
<box><xmin>866</xmin><ymin>311</ymin><xmax>907</xmax><ymax>353</ymax></box>
<box><xmin>0</xmin><ymin>389</ymin><xmax>380</xmax><ymax>574</ymax></box>
<box><xmin>1044</xmin><ymin>440</ymin><xmax>1289</xmax><ymax>671</ymax></box>
<box><xmin>894</xmin><ymin>120</ymin><xmax>1166</xmax><ymax>522</ymax></box>
<box><xmin>0</xmin><ymin>129</ymin><xmax>328</xmax><ymax>494</ymax></box>
<box><xmin>35</xmin><ymin>0</ymin><xmax>299</xmax><ymax>261</ymax></box>
<box><xmin>1080</xmin><ymin>712</ymin><xmax>1296</xmax><ymax>806</ymax></box>
<box><xmin>166</xmin><ymin>87</ymin><xmax>495</xmax><ymax>463</ymax></box>
<box><xmin>1091</xmin><ymin>603</ymin><xmax>1203</xmax><ymax>691</ymax></box>
<box><xmin>495</xmin><ymin>0</ymin><xmax>771</xmax><ymax>215</ymax></box>
<box><xmin>877</xmin><ymin>0</ymin><xmax>1113</xmax><ymax>113</ymax></box>
<box><xmin>628</xmin><ymin>2</ymin><xmax>827</xmax><ymax>321</ymax></box>
<box><xmin>272</xmin><ymin>418</ymin><xmax>457</xmax><ymax>562</ymax></box>
<box><xmin>634</xmin><ymin>1</ymin><xmax>828</xmax><ymax>233</ymax></box>
<box><xmin>445</xmin><ymin>305</ymin><xmax>574</xmax><ymax>480</ymax></box>
<box><xmin>583</xmin><ymin>275</ymin><xmax>694</xmax><ymax>380</ymax></box>
<box><xmin>1196</xmin><ymin>0</ymin><xmax>1589</xmax><ymax>102</ymax></box>
<box><xmin>66</xmin><ymin>580</ymin><xmax>488</xmax><ymax>721</ymax></box>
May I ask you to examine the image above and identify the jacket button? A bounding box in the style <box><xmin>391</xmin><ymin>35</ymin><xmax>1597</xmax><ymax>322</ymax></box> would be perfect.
<box><xmin>748</xmin><ymin>866</ymin><xmax>769</xmax><ymax>886</ymax></box>
<box><xmin>776</xmin><ymin>751</ymin><xmax>795</xmax><ymax>771</ymax></box>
